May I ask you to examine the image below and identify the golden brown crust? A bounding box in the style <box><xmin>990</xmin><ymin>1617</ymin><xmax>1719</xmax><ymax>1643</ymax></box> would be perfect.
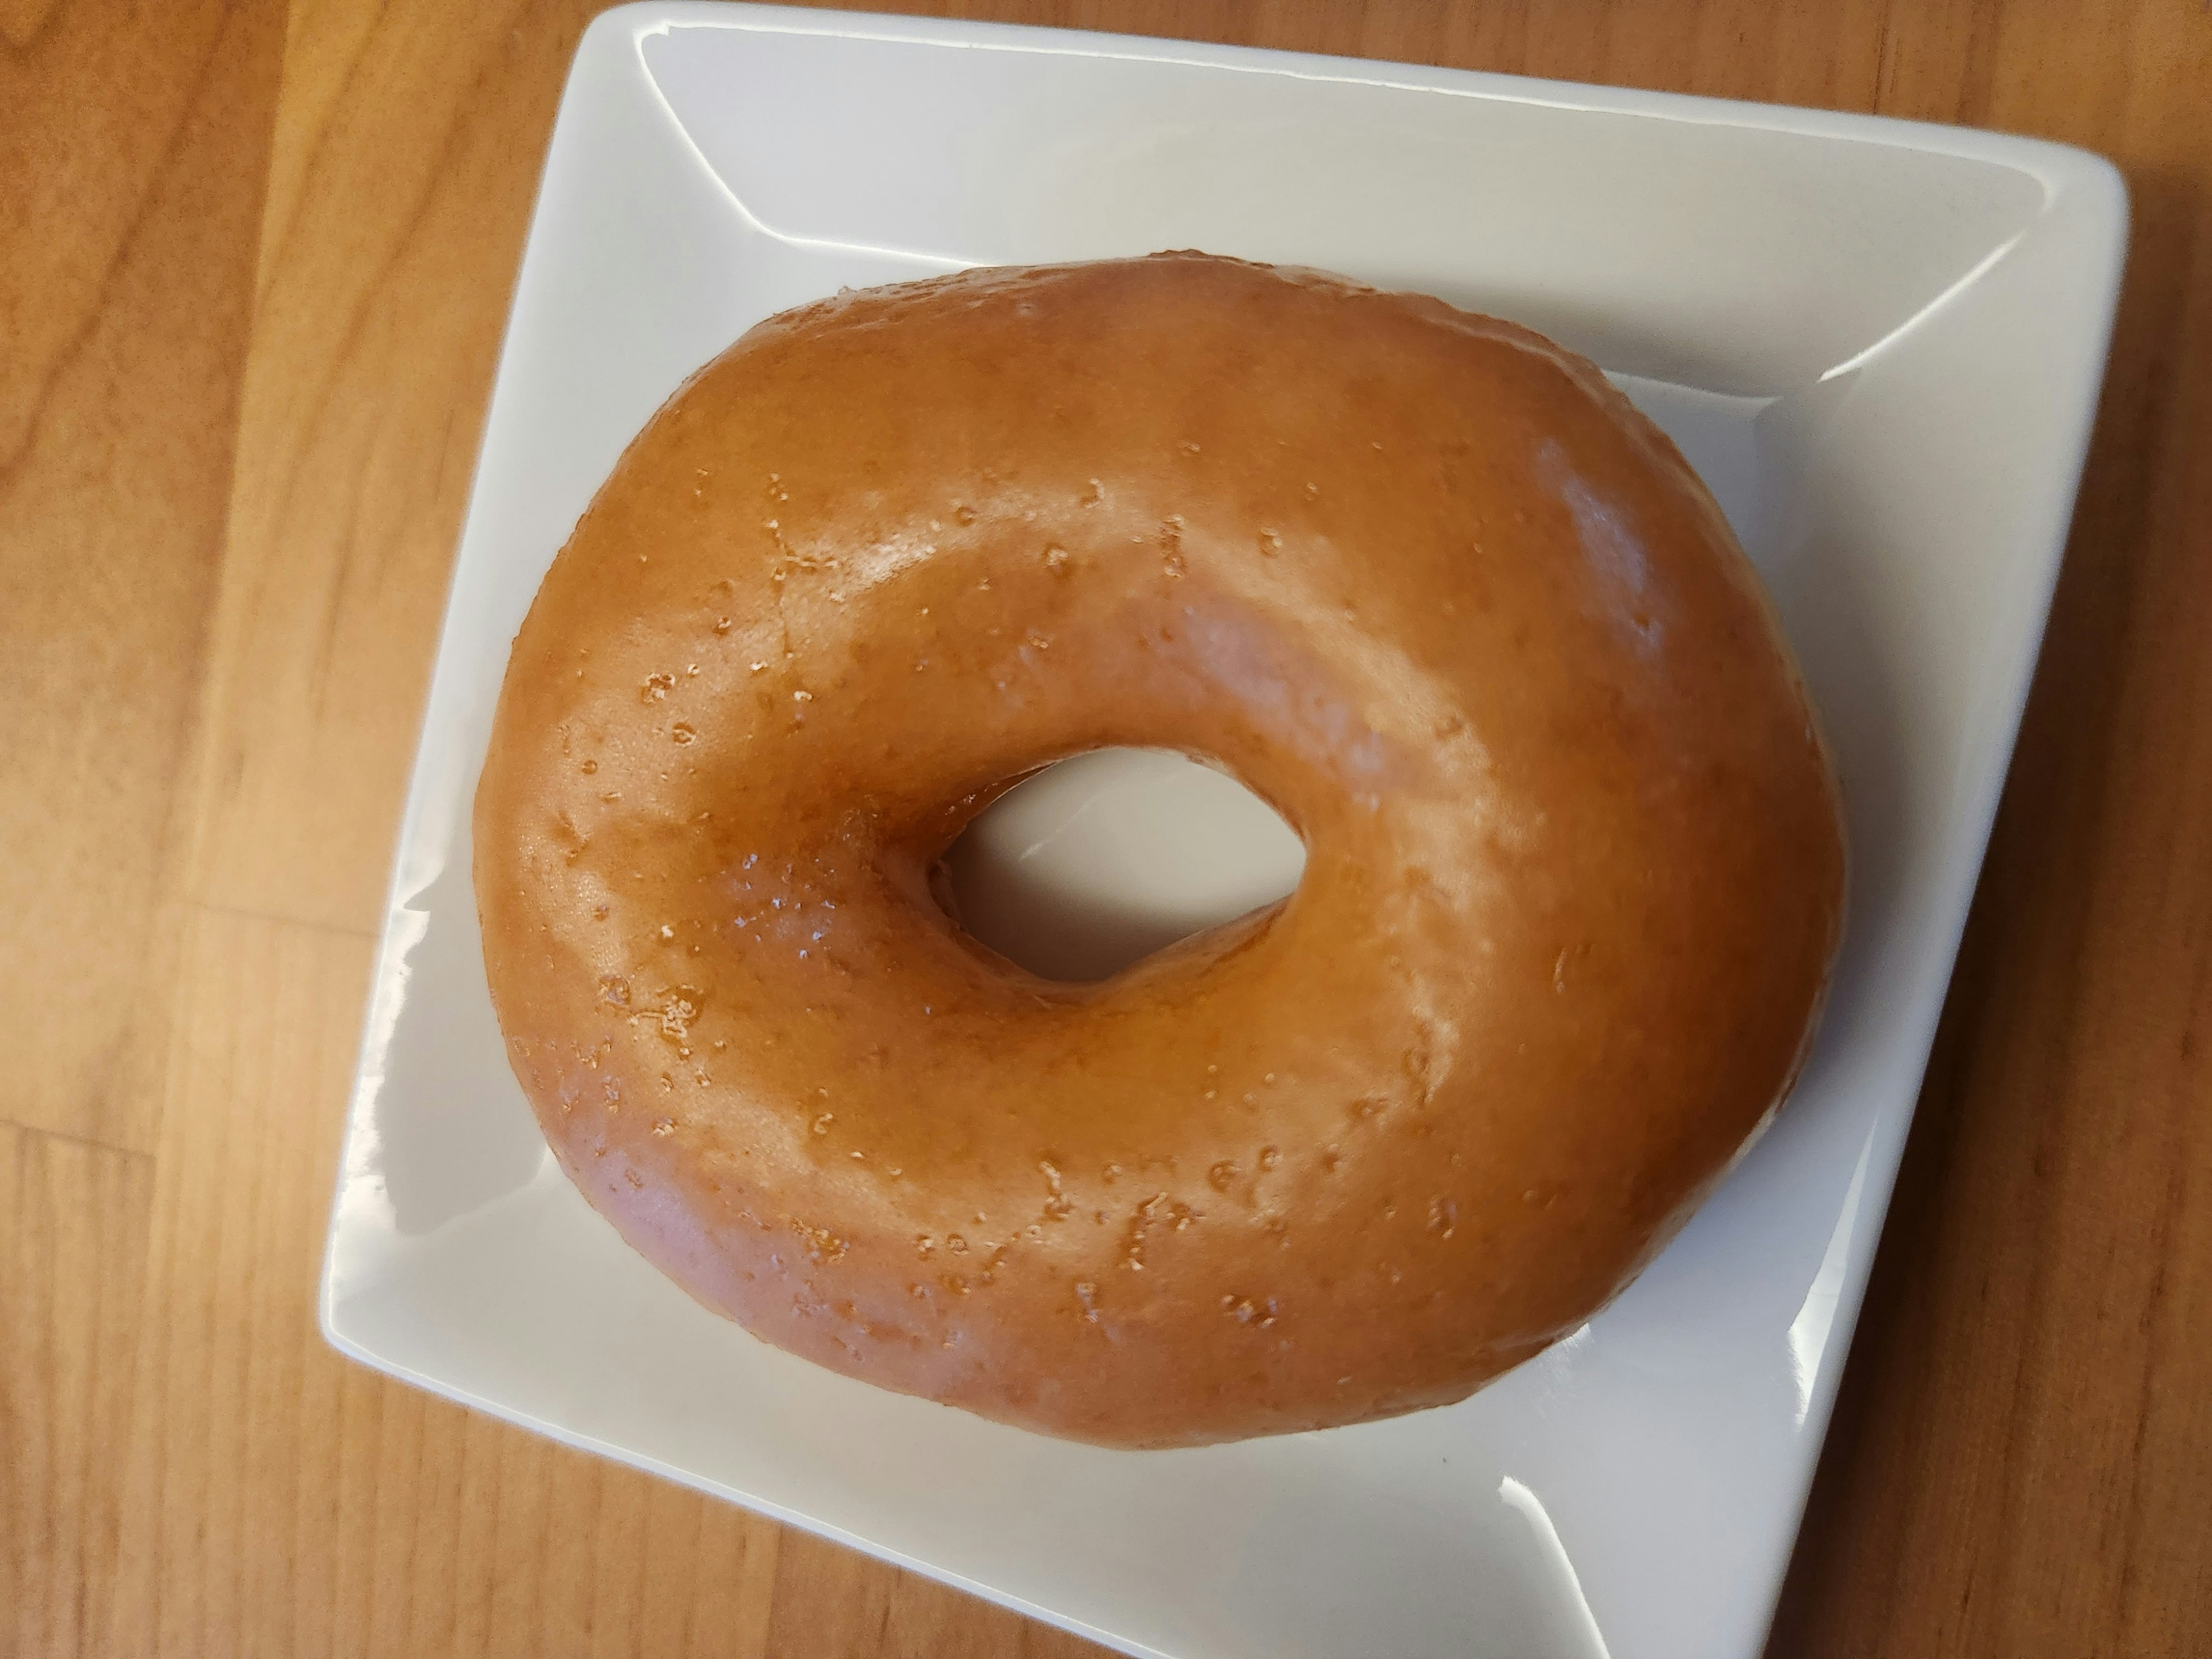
<box><xmin>472</xmin><ymin>252</ymin><xmax>1846</xmax><ymax>1448</ymax></box>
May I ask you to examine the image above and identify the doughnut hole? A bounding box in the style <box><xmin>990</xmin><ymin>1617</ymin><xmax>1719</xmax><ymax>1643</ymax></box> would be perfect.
<box><xmin>937</xmin><ymin>747</ymin><xmax>1306</xmax><ymax>983</ymax></box>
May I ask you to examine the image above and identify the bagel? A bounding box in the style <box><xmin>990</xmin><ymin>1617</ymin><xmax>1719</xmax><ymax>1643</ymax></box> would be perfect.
<box><xmin>473</xmin><ymin>252</ymin><xmax>1845</xmax><ymax>1448</ymax></box>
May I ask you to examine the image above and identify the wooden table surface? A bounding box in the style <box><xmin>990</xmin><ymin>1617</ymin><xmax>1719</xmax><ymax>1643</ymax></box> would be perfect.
<box><xmin>6</xmin><ymin>1</ymin><xmax>2209</xmax><ymax>1654</ymax></box>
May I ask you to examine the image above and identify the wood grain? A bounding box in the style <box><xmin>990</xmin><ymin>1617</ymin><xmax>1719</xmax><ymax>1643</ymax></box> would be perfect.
<box><xmin>3</xmin><ymin>0</ymin><xmax>2209</xmax><ymax>1654</ymax></box>
<box><xmin>0</xmin><ymin>1126</ymin><xmax>151</xmax><ymax>1659</ymax></box>
<box><xmin>0</xmin><ymin>0</ymin><xmax>284</xmax><ymax>1152</ymax></box>
<box><xmin>180</xmin><ymin>0</ymin><xmax>603</xmax><ymax>934</ymax></box>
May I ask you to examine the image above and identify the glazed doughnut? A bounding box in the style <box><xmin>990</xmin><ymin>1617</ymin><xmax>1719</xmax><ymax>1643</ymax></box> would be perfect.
<box><xmin>474</xmin><ymin>252</ymin><xmax>1845</xmax><ymax>1448</ymax></box>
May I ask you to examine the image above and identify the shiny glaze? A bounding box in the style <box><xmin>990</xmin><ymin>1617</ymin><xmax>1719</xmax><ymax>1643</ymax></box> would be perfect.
<box><xmin>472</xmin><ymin>253</ymin><xmax>1845</xmax><ymax>1448</ymax></box>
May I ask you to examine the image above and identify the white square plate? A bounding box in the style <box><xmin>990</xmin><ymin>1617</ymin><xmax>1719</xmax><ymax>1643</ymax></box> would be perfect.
<box><xmin>324</xmin><ymin>8</ymin><xmax>2125</xmax><ymax>1656</ymax></box>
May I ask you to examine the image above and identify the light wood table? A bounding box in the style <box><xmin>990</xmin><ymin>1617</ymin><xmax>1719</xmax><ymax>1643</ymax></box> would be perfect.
<box><xmin>6</xmin><ymin>1</ymin><xmax>2208</xmax><ymax>1653</ymax></box>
